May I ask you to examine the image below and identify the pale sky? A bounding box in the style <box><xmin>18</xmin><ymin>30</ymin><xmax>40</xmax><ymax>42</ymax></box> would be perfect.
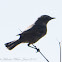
<box><xmin>0</xmin><ymin>0</ymin><xmax>62</xmax><ymax>62</ymax></box>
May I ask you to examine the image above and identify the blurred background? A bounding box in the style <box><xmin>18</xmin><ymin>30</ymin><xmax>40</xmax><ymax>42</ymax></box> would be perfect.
<box><xmin>0</xmin><ymin>0</ymin><xmax>62</xmax><ymax>62</ymax></box>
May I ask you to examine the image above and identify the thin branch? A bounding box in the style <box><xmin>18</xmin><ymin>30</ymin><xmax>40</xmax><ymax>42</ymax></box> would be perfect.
<box><xmin>59</xmin><ymin>41</ymin><xmax>62</xmax><ymax>62</ymax></box>
<box><xmin>56</xmin><ymin>39</ymin><xmax>62</xmax><ymax>62</ymax></box>
<box><xmin>18</xmin><ymin>28</ymin><xmax>22</xmax><ymax>32</ymax></box>
<box><xmin>28</xmin><ymin>44</ymin><xmax>49</xmax><ymax>62</ymax></box>
<box><xmin>39</xmin><ymin>51</ymin><xmax>49</xmax><ymax>62</ymax></box>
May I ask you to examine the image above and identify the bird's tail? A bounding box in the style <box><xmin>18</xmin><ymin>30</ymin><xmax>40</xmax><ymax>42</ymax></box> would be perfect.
<box><xmin>5</xmin><ymin>39</ymin><xmax>21</xmax><ymax>50</ymax></box>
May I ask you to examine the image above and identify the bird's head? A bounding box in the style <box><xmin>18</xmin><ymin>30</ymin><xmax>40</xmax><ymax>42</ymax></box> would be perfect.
<box><xmin>39</xmin><ymin>15</ymin><xmax>55</xmax><ymax>24</ymax></box>
<box><xmin>41</xmin><ymin>15</ymin><xmax>55</xmax><ymax>20</ymax></box>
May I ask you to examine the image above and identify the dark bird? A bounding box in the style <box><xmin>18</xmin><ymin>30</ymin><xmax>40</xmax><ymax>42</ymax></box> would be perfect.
<box><xmin>5</xmin><ymin>15</ymin><xmax>55</xmax><ymax>50</ymax></box>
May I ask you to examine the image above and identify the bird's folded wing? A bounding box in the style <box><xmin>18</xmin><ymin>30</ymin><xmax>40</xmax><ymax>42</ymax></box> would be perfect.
<box><xmin>24</xmin><ymin>23</ymin><xmax>35</xmax><ymax>31</ymax></box>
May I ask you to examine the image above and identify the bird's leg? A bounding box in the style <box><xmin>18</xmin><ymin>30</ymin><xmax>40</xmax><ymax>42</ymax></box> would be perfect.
<box><xmin>32</xmin><ymin>44</ymin><xmax>40</xmax><ymax>52</ymax></box>
<box><xmin>28</xmin><ymin>44</ymin><xmax>40</xmax><ymax>52</ymax></box>
<box><xmin>28</xmin><ymin>44</ymin><xmax>35</xmax><ymax>49</ymax></box>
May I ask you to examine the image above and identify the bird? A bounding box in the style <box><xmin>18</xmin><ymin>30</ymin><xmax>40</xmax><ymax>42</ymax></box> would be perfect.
<box><xmin>5</xmin><ymin>15</ymin><xmax>55</xmax><ymax>50</ymax></box>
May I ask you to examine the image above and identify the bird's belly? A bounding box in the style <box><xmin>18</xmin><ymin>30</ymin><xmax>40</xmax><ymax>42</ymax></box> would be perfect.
<box><xmin>21</xmin><ymin>29</ymin><xmax>47</xmax><ymax>44</ymax></box>
<box><xmin>28</xmin><ymin>32</ymin><xmax>46</xmax><ymax>44</ymax></box>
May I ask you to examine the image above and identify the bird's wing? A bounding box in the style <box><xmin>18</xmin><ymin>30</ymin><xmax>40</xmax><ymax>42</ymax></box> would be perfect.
<box><xmin>17</xmin><ymin>23</ymin><xmax>35</xmax><ymax>36</ymax></box>
<box><xmin>23</xmin><ymin>23</ymin><xmax>35</xmax><ymax>31</ymax></box>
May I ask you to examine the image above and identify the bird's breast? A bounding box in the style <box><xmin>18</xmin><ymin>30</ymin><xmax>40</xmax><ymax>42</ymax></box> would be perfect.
<box><xmin>36</xmin><ymin>26</ymin><xmax>47</xmax><ymax>37</ymax></box>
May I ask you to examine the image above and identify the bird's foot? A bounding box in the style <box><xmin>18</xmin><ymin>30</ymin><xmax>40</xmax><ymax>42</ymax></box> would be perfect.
<box><xmin>35</xmin><ymin>48</ymin><xmax>40</xmax><ymax>52</ymax></box>
<box><xmin>28</xmin><ymin>44</ymin><xmax>40</xmax><ymax>52</ymax></box>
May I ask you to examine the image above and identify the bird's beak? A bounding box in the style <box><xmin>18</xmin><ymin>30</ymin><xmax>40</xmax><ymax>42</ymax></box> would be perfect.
<box><xmin>51</xmin><ymin>17</ymin><xmax>55</xmax><ymax>19</ymax></box>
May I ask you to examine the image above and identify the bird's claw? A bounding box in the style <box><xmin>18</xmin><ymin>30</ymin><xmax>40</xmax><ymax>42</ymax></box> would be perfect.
<box><xmin>36</xmin><ymin>48</ymin><xmax>40</xmax><ymax>53</ymax></box>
